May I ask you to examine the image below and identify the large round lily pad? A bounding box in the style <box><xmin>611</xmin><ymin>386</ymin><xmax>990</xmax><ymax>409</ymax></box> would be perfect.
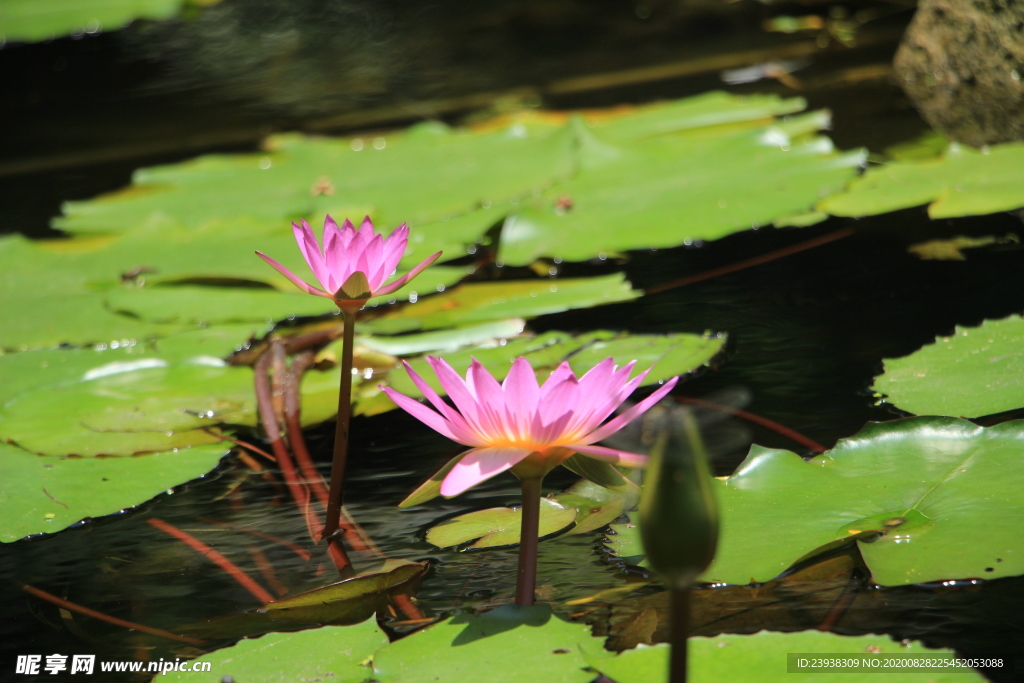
<box><xmin>609</xmin><ymin>417</ymin><xmax>1024</xmax><ymax>586</ymax></box>
<box><xmin>372</xmin><ymin>605</ymin><xmax>594</xmax><ymax>683</ymax></box>
<box><xmin>165</xmin><ymin>617</ymin><xmax>388</xmax><ymax>683</ymax></box>
<box><xmin>0</xmin><ymin>442</ymin><xmax>229</xmax><ymax>542</ymax></box>
<box><xmin>873</xmin><ymin>315</ymin><xmax>1024</xmax><ymax>418</ymax></box>
<box><xmin>585</xmin><ymin>631</ymin><xmax>984</xmax><ymax>683</ymax></box>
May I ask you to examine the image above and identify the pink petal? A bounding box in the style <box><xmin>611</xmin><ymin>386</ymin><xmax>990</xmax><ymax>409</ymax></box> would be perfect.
<box><xmin>373</xmin><ymin>251</ymin><xmax>442</xmax><ymax>297</ymax></box>
<box><xmin>380</xmin><ymin>223</ymin><xmax>409</xmax><ymax>278</ymax></box>
<box><xmin>359</xmin><ymin>233</ymin><xmax>387</xmax><ymax>290</ymax></box>
<box><xmin>338</xmin><ymin>218</ymin><xmax>358</xmax><ymax>250</ymax></box>
<box><xmin>527</xmin><ymin>378</ymin><xmax>578</xmax><ymax>444</ymax></box>
<box><xmin>539</xmin><ymin>362</ymin><xmax>575</xmax><ymax>398</ymax></box>
<box><xmin>292</xmin><ymin>220</ymin><xmax>331</xmax><ymax>291</ymax></box>
<box><xmin>439</xmin><ymin>447</ymin><xmax>534</xmax><ymax>497</ymax></box>
<box><xmin>380</xmin><ymin>387</ymin><xmax>468</xmax><ymax>444</ymax></box>
<box><xmin>570</xmin><ymin>444</ymin><xmax>649</xmax><ymax>468</ymax></box>
<box><xmin>467</xmin><ymin>359</ymin><xmax>509</xmax><ymax>439</ymax></box>
<box><xmin>581</xmin><ymin>376</ymin><xmax>680</xmax><ymax>445</ymax></box>
<box><xmin>570</xmin><ymin>364</ymin><xmax>646</xmax><ymax>436</ymax></box>
<box><xmin>348</xmin><ymin>216</ymin><xmax>375</xmax><ymax>255</ymax></box>
<box><xmin>397</xmin><ymin>361</ymin><xmax>482</xmax><ymax>445</ymax></box>
<box><xmin>502</xmin><ymin>357</ymin><xmax>540</xmax><ymax>439</ymax></box>
<box><xmin>426</xmin><ymin>356</ymin><xmax>491</xmax><ymax>437</ymax></box>
<box><xmin>576</xmin><ymin>358</ymin><xmax>617</xmax><ymax>394</ymax></box>
<box><xmin>529</xmin><ymin>409</ymin><xmax>574</xmax><ymax>447</ymax></box>
<box><xmin>563</xmin><ymin>359</ymin><xmax>621</xmax><ymax>433</ymax></box>
<box><xmin>539</xmin><ymin>373</ymin><xmax>580</xmax><ymax>417</ymax></box>
<box><xmin>322</xmin><ymin>215</ymin><xmax>342</xmax><ymax>255</ymax></box>
<box><xmin>255</xmin><ymin>251</ymin><xmax>331</xmax><ymax>297</ymax></box>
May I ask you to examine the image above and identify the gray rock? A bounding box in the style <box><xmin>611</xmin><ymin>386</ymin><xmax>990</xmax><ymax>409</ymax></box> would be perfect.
<box><xmin>895</xmin><ymin>0</ymin><xmax>1024</xmax><ymax>146</ymax></box>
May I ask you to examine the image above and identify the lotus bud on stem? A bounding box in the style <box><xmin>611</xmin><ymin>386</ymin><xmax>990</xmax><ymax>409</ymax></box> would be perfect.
<box><xmin>639</xmin><ymin>408</ymin><xmax>720</xmax><ymax>683</ymax></box>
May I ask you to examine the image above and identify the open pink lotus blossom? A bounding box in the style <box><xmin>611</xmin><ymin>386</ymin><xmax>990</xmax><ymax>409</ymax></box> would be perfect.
<box><xmin>382</xmin><ymin>356</ymin><xmax>679</xmax><ymax>497</ymax></box>
<box><xmin>256</xmin><ymin>215</ymin><xmax>441</xmax><ymax>310</ymax></box>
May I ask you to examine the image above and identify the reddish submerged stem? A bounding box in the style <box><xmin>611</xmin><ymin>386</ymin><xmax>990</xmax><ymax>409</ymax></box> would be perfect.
<box><xmin>197</xmin><ymin>518</ymin><xmax>312</xmax><ymax>561</ymax></box>
<box><xmin>645</xmin><ymin>228</ymin><xmax>855</xmax><ymax>295</ymax></box>
<box><xmin>674</xmin><ymin>396</ymin><xmax>827</xmax><ymax>454</ymax></box>
<box><xmin>285</xmin><ymin>351</ymin><xmax>331</xmax><ymax>507</ymax></box>
<box><xmin>147</xmin><ymin>518</ymin><xmax>275</xmax><ymax>605</ymax></box>
<box><xmin>19</xmin><ymin>583</ymin><xmax>206</xmax><ymax>645</ymax></box>
<box><xmin>515</xmin><ymin>476</ymin><xmax>543</xmax><ymax>606</ymax></box>
<box><xmin>255</xmin><ymin>349</ymin><xmax>322</xmax><ymax>543</ymax></box>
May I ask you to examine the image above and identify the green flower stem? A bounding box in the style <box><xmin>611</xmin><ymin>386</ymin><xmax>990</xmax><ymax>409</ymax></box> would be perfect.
<box><xmin>669</xmin><ymin>586</ymin><xmax>691</xmax><ymax>682</ymax></box>
<box><xmin>515</xmin><ymin>475</ymin><xmax>543</xmax><ymax>606</ymax></box>
<box><xmin>323</xmin><ymin>308</ymin><xmax>356</xmax><ymax>542</ymax></box>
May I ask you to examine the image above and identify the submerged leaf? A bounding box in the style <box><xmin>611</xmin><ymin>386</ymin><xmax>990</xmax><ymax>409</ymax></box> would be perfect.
<box><xmin>424</xmin><ymin>477</ymin><xmax>636</xmax><ymax>548</ymax></box>
<box><xmin>426</xmin><ymin>498</ymin><xmax>577</xmax><ymax>549</ymax></box>
<box><xmin>262</xmin><ymin>560</ymin><xmax>428</xmax><ymax>625</ymax></box>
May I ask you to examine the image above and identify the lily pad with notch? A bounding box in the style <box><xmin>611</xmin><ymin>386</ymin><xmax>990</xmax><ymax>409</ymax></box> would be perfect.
<box><xmin>0</xmin><ymin>442</ymin><xmax>230</xmax><ymax>542</ymax></box>
<box><xmin>605</xmin><ymin>416</ymin><xmax>1024</xmax><ymax>586</ymax></box>
<box><xmin>873</xmin><ymin>314</ymin><xmax>1024</xmax><ymax>418</ymax></box>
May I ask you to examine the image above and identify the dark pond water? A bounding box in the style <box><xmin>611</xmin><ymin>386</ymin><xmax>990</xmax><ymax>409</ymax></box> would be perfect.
<box><xmin>3</xmin><ymin>1</ymin><xmax>1024</xmax><ymax>681</ymax></box>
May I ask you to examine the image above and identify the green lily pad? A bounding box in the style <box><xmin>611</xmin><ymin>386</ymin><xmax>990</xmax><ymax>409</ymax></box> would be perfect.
<box><xmin>0</xmin><ymin>234</ymin><xmax>191</xmax><ymax>350</ymax></box>
<box><xmin>873</xmin><ymin>315</ymin><xmax>1024</xmax><ymax>418</ymax></box>
<box><xmin>0</xmin><ymin>442</ymin><xmax>228</xmax><ymax>542</ymax></box>
<box><xmin>371</xmin><ymin>604</ymin><xmax>594</xmax><ymax>683</ymax></box>
<box><xmin>0</xmin><ymin>325</ymin><xmax>271</xmax><ymax>456</ymax></box>
<box><xmin>107</xmin><ymin>286</ymin><xmax>338</xmax><ymax>325</ymax></box>
<box><xmin>607</xmin><ymin>417</ymin><xmax>1024</xmax><ymax>586</ymax></box>
<box><xmin>426</xmin><ymin>498</ymin><xmax>578</xmax><ymax>549</ymax></box>
<box><xmin>54</xmin><ymin>94</ymin><xmax>858</xmax><ymax>271</ymax></box>
<box><xmin>382</xmin><ymin>330</ymin><xmax>723</xmax><ymax>404</ymax></box>
<box><xmin>0</xmin><ymin>354</ymin><xmax>253</xmax><ymax>457</ymax></box>
<box><xmin>820</xmin><ymin>141</ymin><xmax>1024</xmax><ymax>218</ymax></box>
<box><xmin>360</xmin><ymin>274</ymin><xmax>639</xmax><ymax>335</ymax></box>
<box><xmin>165</xmin><ymin>617</ymin><xmax>387</xmax><ymax>683</ymax></box>
<box><xmin>585</xmin><ymin>631</ymin><xmax>984</xmax><ymax>683</ymax></box>
<box><xmin>0</xmin><ymin>0</ymin><xmax>188</xmax><ymax>43</ymax></box>
<box><xmin>263</xmin><ymin>560</ymin><xmax>428</xmax><ymax>625</ymax></box>
<box><xmin>352</xmin><ymin>319</ymin><xmax>526</xmax><ymax>357</ymax></box>
<box><xmin>56</xmin><ymin>123</ymin><xmax>575</xmax><ymax>244</ymax></box>
<box><xmin>498</xmin><ymin>111</ymin><xmax>865</xmax><ymax>265</ymax></box>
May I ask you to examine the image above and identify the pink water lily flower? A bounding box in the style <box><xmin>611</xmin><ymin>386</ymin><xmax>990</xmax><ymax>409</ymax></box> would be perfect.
<box><xmin>382</xmin><ymin>356</ymin><xmax>679</xmax><ymax>498</ymax></box>
<box><xmin>256</xmin><ymin>215</ymin><xmax>441</xmax><ymax>311</ymax></box>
